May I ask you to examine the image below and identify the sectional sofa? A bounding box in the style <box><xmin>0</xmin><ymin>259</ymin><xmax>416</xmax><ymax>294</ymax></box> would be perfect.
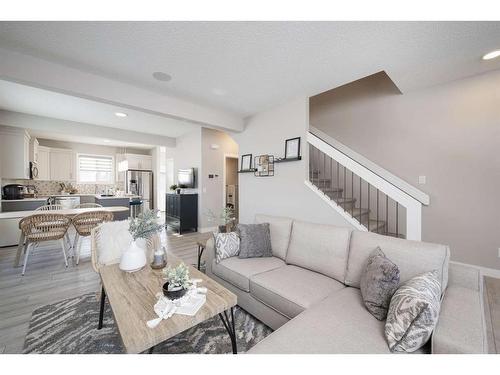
<box><xmin>204</xmin><ymin>214</ymin><xmax>488</xmax><ymax>354</ymax></box>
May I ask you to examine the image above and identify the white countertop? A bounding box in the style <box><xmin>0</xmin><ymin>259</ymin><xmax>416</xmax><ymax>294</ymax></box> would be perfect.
<box><xmin>2</xmin><ymin>194</ymin><xmax>140</xmax><ymax>202</ymax></box>
<box><xmin>0</xmin><ymin>206</ymin><xmax>130</xmax><ymax>219</ymax></box>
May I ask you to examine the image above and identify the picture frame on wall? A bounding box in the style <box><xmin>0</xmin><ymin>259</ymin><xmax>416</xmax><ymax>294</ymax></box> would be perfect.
<box><xmin>285</xmin><ymin>137</ymin><xmax>301</xmax><ymax>159</ymax></box>
<box><xmin>240</xmin><ymin>153</ymin><xmax>253</xmax><ymax>171</ymax></box>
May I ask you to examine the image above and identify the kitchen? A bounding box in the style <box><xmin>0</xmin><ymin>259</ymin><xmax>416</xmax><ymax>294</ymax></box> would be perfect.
<box><xmin>0</xmin><ymin>125</ymin><xmax>156</xmax><ymax>247</ymax></box>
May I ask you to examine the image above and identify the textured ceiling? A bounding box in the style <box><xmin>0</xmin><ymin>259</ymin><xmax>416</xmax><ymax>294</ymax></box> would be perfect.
<box><xmin>0</xmin><ymin>21</ymin><xmax>499</xmax><ymax>117</ymax></box>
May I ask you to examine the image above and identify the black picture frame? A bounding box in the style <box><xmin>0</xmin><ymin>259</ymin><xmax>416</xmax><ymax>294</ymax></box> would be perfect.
<box><xmin>240</xmin><ymin>153</ymin><xmax>253</xmax><ymax>171</ymax></box>
<box><xmin>284</xmin><ymin>137</ymin><xmax>301</xmax><ymax>159</ymax></box>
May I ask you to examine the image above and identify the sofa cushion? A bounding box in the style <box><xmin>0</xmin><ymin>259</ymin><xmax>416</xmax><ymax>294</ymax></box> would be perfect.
<box><xmin>249</xmin><ymin>265</ymin><xmax>345</xmax><ymax>319</ymax></box>
<box><xmin>345</xmin><ymin>231</ymin><xmax>450</xmax><ymax>293</ymax></box>
<box><xmin>211</xmin><ymin>256</ymin><xmax>285</xmax><ymax>292</ymax></box>
<box><xmin>285</xmin><ymin>220</ymin><xmax>351</xmax><ymax>282</ymax></box>
<box><xmin>255</xmin><ymin>214</ymin><xmax>293</xmax><ymax>260</ymax></box>
<box><xmin>237</xmin><ymin>223</ymin><xmax>273</xmax><ymax>259</ymax></box>
<box><xmin>248</xmin><ymin>287</ymin><xmax>400</xmax><ymax>354</ymax></box>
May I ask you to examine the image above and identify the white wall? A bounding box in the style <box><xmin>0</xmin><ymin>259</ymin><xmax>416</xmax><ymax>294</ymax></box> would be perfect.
<box><xmin>233</xmin><ymin>97</ymin><xmax>352</xmax><ymax>227</ymax></box>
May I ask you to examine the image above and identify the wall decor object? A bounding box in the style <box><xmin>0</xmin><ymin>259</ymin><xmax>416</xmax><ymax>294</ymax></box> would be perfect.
<box><xmin>284</xmin><ymin>137</ymin><xmax>301</xmax><ymax>159</ymax></box>
<box><xmin>254</xmin><ymin>155</ymin><xmax>274</xmax><ymax>177</ymax></box>
<box><xmin>240</xmin><ymin>154</ymin><xmax>253</xmax><ymax>172</ymax></box>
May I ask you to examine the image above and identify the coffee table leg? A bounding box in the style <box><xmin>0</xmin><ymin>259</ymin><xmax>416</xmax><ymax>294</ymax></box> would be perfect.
<box><xmin>148</xmin><ymin>346</ymin><xmax>156</xmax><ymax>354</ymax></box>
<box><xmin>98</xmin><ymin>286</ymin><xmax>106</xmax><ymax>330</ymax></box>
<box><xmin>219</xmin><ymin>307</ymin><xmax>237</xmax><ymax>354</ymax></box>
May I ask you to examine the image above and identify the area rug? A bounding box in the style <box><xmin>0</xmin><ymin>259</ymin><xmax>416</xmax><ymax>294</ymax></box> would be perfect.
<box><xmin>23</xmin><ymin>293</ymin><xmax>272</xmax><ymax>354</ymax></box>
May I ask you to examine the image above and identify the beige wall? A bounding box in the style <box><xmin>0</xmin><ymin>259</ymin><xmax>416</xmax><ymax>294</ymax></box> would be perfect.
<box><xmin>234</xmin><ymin>97</ymin><xmax>352</xmax><ymax>228</ymax></box>
<box><xmin>310</xmin><ymin>70</ymin><xmax>500</xmax><ymax>269</ymax></box>
<box><xmin>200</xmin><ymin>128</ymin><xmax>238</xmax><ymax>230</ymax></box>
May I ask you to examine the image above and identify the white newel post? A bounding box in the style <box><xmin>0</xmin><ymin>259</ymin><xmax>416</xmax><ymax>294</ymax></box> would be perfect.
<box><xmin>405</xmin><ymin>202</ymin><xmax>422</xmax><ymax>241</ymax></box>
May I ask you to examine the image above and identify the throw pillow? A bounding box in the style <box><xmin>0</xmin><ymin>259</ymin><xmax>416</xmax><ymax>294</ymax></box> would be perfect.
<box><xmin>237</xmin><ymin>223</ymin><xmax>272</xmax><ymax>259</ymax></box>
<box><xmin>385</xmin><ymin>270</ymin><xmax>442</xmax><ymax>353</ymax></box>
<box><xmin>213</xmin><ymin>232</ymin><xmax>240</xmax><ymax>263</ymax></box>
<box><xmin>360</xmin><ymin>247</ymin><xmax>400</xmax><ymax>320</ymax></box>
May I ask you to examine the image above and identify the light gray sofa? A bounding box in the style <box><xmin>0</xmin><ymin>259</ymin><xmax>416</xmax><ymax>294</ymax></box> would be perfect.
<box><xmin>204</xmin><ymin>214</ymin><xmax>488</xmax><ymax>354</ymax></box>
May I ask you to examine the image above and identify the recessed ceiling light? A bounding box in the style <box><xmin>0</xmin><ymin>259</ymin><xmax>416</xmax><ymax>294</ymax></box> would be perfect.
<box><xmin>115</xmin><ymin>112</ymin><xmax>128</xmax><ymax>118</ymax></box>
<box><xmin>103</xmin><ymin>139</ymin><xmax>111</xmax><ymax>143</ymax></box>
<box><xmin>152</xmin><ymin>71</ymin><xmax>172</xmax><ymax>82</ymax></box>
<box><xmin>482</xmin><ymin>50</ymin><xmax>500</xmax><ymax>60</ymax></box>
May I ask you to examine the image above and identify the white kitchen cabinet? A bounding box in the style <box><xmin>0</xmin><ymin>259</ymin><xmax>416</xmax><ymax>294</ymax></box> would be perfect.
<box><xmin>0</xmin><ymin>126</ymin><xmax>30</xmax><ymax>179</ymax></box>
<box><xmin>116</xmin><ymin>153</ymin><xmax>153</xmax><ymax>171</ymax></box>
<box><xmin>37</xmin><ymin>146</ymin><xmax>51</xmax><ymax>180</ymax></box>
<box><xmin>50</xmin><ymin>148</ymin><xmax>76</xmax><ymax>181</ymax></box>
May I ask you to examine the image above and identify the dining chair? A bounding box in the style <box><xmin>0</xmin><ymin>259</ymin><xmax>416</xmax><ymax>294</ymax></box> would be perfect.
<box><xmin>35</xmin><ymin>204</ymin><xmax>63</xmax><ymax>211</ymax></box>
<box><xmin>19</xmin><ymin>213</ymin><xmax>72</xmax><ymax>275</ymax></box>
<box><xmin>75</xmin><ymin>203</ymin><xmax>103</xmax><ymax>209</ymax></box>
<box><xmin>73</xmin><ymin>211</ymin><xmax>114</xmax><ymax>265</ymax></box>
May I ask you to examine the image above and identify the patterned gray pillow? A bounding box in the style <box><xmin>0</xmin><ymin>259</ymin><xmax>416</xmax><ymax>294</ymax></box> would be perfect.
<box><xmin>213</xmin><ymin>232</ymin><xmax>240</xmax><ymax>263</ymax></box>
<box><xmin>385</xmin><ymin>270</ymin><xmax>442</xmax><ymax>352</ymax></box>
<box><xmin>237</xmin><ymin>223</ymin><xmax>272</xmax><ymax>259</ymax></box>
<box><xmin>360</xmin><ymin>247</ymin><xmax>400</xmax><ymax>320</ymax></box>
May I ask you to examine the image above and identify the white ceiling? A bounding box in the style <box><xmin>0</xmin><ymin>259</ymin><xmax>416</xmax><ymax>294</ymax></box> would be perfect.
<box><xmin>0</xmin><ymin>79</ymin><xmax>198</xmax><ymax>138</ymax></box>
<box><xmin>0</xmin><ymin>21</ymin><xmax>499</xmax><ymax>118</ymax></box>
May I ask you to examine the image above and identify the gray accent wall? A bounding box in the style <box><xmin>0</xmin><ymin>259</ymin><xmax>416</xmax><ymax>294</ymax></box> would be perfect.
<box><xmin>233</xmin><ymin>97</ymin><xmax>352</xmax><ymax>228</ymax></box>
<box><xmin>310</xmin><ymin>70</ymin><xmax>500</xmax><ymax>270</ymax></box>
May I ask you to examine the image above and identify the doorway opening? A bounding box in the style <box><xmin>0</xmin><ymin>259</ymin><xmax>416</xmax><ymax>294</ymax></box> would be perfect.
<box><xmin>223</xmin><ymin>155</ymin><xmax>239</xmax><ymax>222</ymax></box>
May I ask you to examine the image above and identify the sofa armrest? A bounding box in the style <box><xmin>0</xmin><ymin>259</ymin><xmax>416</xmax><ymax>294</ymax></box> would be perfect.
<box><xmin>202</xmin><ymin>237</ymin><xmax>216</xmax><ymax>275</ymax></box>
<box><xmin>432</xmin><ymin>263</ymin><xmax>488</xmax><ymax>353</ymax></box>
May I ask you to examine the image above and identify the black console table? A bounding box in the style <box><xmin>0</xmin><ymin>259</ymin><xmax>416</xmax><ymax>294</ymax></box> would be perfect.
<box><xmin>165</xmin><ymin>193</ymin><xmax>198</xmax><ymax>234</ymax></box>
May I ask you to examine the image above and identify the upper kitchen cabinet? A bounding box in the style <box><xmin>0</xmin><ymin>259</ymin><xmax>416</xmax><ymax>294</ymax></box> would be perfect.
<box><xmin>50</xmin><ymin>148</ymin><xmax>76</xmax><ymax>181</ymax></box>
<box><xmin>0</xmin><ymin>126</ymin><xmax>30</xmax><ymax>179</ymax></box>
<box><xmin>37</xmin><ymin>146</ymin><xmax>51</xmax><ymax>180</ymax></box>
<box><xmin>116</xmin><ymin>153</ymin><xmax>153</xmax><ymax>171</ymax></box>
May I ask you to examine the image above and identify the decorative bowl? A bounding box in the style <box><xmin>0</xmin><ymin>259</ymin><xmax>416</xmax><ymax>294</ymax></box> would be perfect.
<box><xmin>162</xmin><ymin>282</ymin><xmax>187</xmax><ymax>300</ymax></box>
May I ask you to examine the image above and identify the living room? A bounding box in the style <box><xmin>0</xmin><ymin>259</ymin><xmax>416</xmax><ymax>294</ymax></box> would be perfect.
<box><xmin>1</xmin><ymin>1</ymin><xmax>500</xmax><ymax>374</ymax></box>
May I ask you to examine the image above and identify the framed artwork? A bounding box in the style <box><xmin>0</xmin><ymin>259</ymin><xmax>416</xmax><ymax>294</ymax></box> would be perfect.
<box><xmin>285</xmin><ymin>137</ymin><xmax>301</xmax><ymax>159</ymax></box>
<box><xmin>240</xmin><ymin>153</ymin><xmax>253</xmax><ymax>171</ymax></box>
<box><xmin>254</xmin><ymin>155</ymin><xmax>274</xmax><ymax>177</ymax></box>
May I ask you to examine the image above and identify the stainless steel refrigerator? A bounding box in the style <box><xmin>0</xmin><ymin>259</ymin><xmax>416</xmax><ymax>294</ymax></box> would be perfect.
<box><xmin>126</xmin><ymin>170</ymin><xmax>154</xmax><ymax>210</ymax></box>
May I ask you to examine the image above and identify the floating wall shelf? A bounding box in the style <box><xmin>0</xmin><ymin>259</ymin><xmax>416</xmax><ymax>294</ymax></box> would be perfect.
<box><xmin>275</xmin><ymin>156</ymin><xmax>302</xmax><ymax>163</ymax></box>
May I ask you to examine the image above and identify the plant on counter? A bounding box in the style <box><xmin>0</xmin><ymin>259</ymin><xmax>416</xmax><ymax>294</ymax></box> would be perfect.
<box><xmin>169</xmin><ymin>184</ymin><xmax>178</xmax><ymax>191</ymax></box>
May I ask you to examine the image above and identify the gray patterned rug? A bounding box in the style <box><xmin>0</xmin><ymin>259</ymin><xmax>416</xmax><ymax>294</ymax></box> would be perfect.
<box><xmin>23</xmin><ymin>293</ymin><xmax>272</xmax><ymax>354</ymax></box>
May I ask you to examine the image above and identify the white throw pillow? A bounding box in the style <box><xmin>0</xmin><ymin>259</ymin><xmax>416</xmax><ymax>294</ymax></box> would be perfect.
<box><xmin>213</xmin><ymin>232</ymin><xmax>240</xmax><ymax>263</ymax></box>
<box><xmin>96</xmin><ymin>220</ymin><xmax>133</xmax><ymax>266</ymax></box>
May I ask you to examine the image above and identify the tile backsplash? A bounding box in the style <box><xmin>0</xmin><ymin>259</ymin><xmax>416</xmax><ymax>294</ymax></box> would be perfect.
<box><xmin>2</xmin><ymin>179</ymin><xmax>118</xmax><ymax>196</ymax></box>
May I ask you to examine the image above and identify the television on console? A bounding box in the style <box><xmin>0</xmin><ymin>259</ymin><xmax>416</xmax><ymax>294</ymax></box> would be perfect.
<box><xmin>178</xmin><ymin>168</ymin><xmax>196</xmax><ymax>188</ymax></box>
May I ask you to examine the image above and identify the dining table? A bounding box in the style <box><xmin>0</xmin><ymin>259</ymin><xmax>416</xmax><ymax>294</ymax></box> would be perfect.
<box><xmin>0</xmin><ymin>206</ymin><xmax>130</xmax><ymax>267</ymax></box>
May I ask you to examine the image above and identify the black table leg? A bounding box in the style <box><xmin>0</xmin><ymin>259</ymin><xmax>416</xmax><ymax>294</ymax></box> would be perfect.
<box><xmin>148</xmin><ymin>345</ymin><xmax>156</xmax><ymax>354</ymax></box>
<box><xmin>219</xmin><ymin>307</ymin><xmax>237</xmax><ymax>354</ymax></box>
<box><xmin>98</xmin><ymin>286</ymin><xmax>106</xmax><ymax>330</ymax></box>
<box><xmin>197</xmin><ymin>245</ymin><xmax>205</xmax><ymax>271</ymax></box>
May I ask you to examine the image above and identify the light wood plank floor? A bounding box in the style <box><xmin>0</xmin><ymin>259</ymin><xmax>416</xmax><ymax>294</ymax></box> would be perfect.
<box><xmin>1</xmin><ymin>228</ymin><xmax>500</xmax><ymax>354</ymax></box>
<box><xmin>0</xmin><ymin>227</ymin><xmax>210</xmax><ymax>354</ymax></box>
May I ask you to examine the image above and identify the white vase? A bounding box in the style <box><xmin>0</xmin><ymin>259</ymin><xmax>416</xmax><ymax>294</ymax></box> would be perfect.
<box><xmin>119</xmin><ymin>238</ymin><xmax>147</xmax><ymax>272</ymax></box>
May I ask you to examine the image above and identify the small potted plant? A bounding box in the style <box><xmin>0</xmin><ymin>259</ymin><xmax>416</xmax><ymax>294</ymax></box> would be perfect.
<box><xmin>162</xmin><ymin>262</ymin><xmax>192</xmax><ymax>299</ymax></box>
<box><xmin>169</xmin><ymin>184</ymin><xmax>178</xmax><ymax>193</ymax></box>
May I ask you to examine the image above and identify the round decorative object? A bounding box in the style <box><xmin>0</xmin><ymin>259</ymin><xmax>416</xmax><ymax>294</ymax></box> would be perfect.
<box><xmin>162</xmin><ymin>282</ymin><xmax>187</xmax><ymax>300</ymax></box>
<box><xmin>119</xmin><ymin>238</ymin><xmax>147</xmax><ymax>272</ymax></box>
<box><xmin>151</xmin><ymin>260</ymin><xmax>167</xmax><ymax>270</ymax></box>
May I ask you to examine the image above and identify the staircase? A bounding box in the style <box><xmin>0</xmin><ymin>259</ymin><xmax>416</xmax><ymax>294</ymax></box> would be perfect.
<box><xmin>306</xmin><ymin>127</ymin><xmax>429</xmax><ymax>241</ymax></box>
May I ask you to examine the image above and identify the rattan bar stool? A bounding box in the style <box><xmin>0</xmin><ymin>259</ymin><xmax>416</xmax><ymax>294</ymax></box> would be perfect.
<box><xmin>19</xmin><ymin>213</ymin><xmax>72</xmax><ymax>275</ymax></box>
<box><xmin>35</xmin><ymin>204</ymin><xmax>72</xmax><ymax>249</ymax></box>
<box><xmin>72</xmin><ymin>211</ymin><xmax>114</xmax><ymax>265</ymax></box>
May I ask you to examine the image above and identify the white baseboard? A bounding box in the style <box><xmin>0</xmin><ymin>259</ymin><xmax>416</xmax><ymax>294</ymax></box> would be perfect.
<box><xmin>450</xmin><ymin>260</ymin><xmax>500</xmax><ymax>279</ymax></box>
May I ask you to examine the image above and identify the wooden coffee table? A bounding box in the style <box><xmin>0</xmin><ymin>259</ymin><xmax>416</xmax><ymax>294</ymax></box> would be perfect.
<box><xmin>98</xmin><ymin>253</ymin><xmax>238</xmax><ymax>354</ymax></box>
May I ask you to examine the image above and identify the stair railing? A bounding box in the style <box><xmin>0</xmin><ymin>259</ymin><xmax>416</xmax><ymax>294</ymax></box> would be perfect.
<box><xmin>306</xmin><ymin>130</ymin><xmax>429</xmax><ymax>241</ymax></box>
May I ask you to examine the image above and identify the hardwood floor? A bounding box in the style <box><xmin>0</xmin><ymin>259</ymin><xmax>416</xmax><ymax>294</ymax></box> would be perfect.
<box><xmin>0</xmin><ymin>227</ymin><xmax>210</xmax><ymax>354</ymax></box>
<box><xmin>1</xmin><ymin>227</ymin><xmax>500</xmax><ymax>354</ymax></box>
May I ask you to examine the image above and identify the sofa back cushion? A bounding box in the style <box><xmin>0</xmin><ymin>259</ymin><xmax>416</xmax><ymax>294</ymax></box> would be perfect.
<box><xmin>255</xmin><ymin>214</ymin><xmax>293</xmax><ymax>260</ymax></box>
<box><xmin>285</xmin><ymin>220</ymin><xmax>352</xmax><ymax>282</ymax></box>
<box><xmin>345</xmin><ymin>231</ymin><xmax>450</xmax><ymax>293</ymax></box>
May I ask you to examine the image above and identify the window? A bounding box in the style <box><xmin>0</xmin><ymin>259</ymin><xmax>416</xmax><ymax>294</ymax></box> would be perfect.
<box><xmin>77</xmin><ymin>154</ymin><xmax>114</xmax><ymax>184</ymax></box>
